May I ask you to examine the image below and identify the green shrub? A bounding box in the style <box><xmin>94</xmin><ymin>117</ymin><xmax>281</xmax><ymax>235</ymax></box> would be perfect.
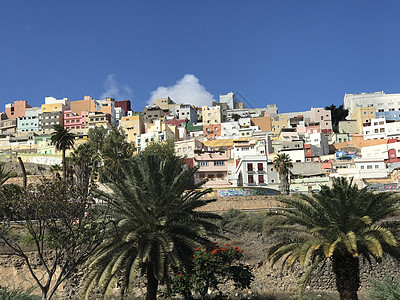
<box><xmin>368</xmin><ymin>276</ymin><xmax>400</xmax><ymax>300</ymax></box>
<box><xmin>220</xmin><ymin>209</ymin><xmax>268</xmax><ymax>233</ymax></box>
<box><xmin>0</xmin><ymin>286</ymin><xmax>40</xmax><ymax>300</ymax></box>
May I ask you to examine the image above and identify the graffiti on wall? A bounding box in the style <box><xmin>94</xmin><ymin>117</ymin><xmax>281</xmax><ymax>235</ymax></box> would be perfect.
<box><xmin>367</xmin><ymin>183</ymin><xmax>400</xmax><ymax>192</ymax></box>
<box><xmin>206</xmin><ymin>187</ymin><xmax>279</xmax><ymax>197</ymax></box>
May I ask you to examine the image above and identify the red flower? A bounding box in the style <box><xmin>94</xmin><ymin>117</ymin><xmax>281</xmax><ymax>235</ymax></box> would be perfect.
<box><xmin>213</xmin><ymin>242</ymin><xmax>218</xmax><ymax>244</ymax></box>
<box><xmin>234</xmin><ymin>246</ymin><xmax>239</xmax><ymax>250</ymax></box>
<box><xmin>194</xmin><ymin>247</ymin><xmax>201</xmax><ymax>251</ymax></box>
<box><xmin>179</xmin><ymin>273</ymin><xmax>182</xmax><ymax>277</ymax></box>
<box><xmin>226</xmin><ymin>244</ymin><xmax>232</xmax><ymax>247</ymax></box>
<box><xmin>211</xmin><ymin>249</ymin><xmax>218</xmax><ymax>255</ymax></box>
<box><xmin>240</xmin><ymin>249</ymin><xmax>244</xmax><ymax>252</ymax></box>
<box><xmin>221</xmin><ymin>247</ymin><xmax>226</xmax><ymax>251</ymax></box>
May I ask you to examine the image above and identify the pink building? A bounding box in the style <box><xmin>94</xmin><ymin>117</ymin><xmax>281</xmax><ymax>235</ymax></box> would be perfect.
<box><xmin>310</xmin><ymin>107</ymin><xmax>332</xmax><ymax>133</ymax></box>
<box><xmin>194</xmin><ymin>151</ymin><xmax>229</xmax><ymax>188</ymax></box>
<box><xmin>5</xmin><ymin>100</ymin><xmax>31</xmax><ymax>119</ymax></box>
<box><xmin>64</xmin><ymin>110</ymin><xmax>86</xmax><ymax>129</ymax></box>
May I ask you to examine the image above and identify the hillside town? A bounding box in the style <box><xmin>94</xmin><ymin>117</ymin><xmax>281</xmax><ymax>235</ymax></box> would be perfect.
<box><xmin>2</xmin><ymin>90</ymin><xmax>400</xmax><ymax>192</ymax></box>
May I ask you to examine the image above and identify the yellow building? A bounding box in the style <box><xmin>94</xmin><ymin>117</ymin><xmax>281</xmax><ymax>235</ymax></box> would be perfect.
<box><xmin>86</xmin><ymin>111</ymin><xmax>112</xmax><ymax>128</ymax></box>
<box><xmin>352</xmin><ymin>107</ymin><xmax>376</xmax><ymax>134</ymax></box>
<box><xmin>121</xmin><ymin>115</ymin><xmax>145</xmax><ymax>143</ymax></box>
<box><xmin>202</xmin><ymin>106</ymin><xmax>222</xmax><ymax>124</ymax></box>
<box><xmin>271</xmin><ymin>114</ymin><xmax>289</xmax><ymax>138</ymax></box>
<box><xmin>41</xmin><ymin>97</ymin><xmax>70</xmax><ymax>113</ymax></box>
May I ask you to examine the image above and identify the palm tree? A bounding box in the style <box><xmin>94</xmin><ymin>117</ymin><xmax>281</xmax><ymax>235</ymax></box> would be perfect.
<box><xmin>267</xmin><ymin>177</ymin><xmax>400</xmax><ymax>300</ymax></box>
<box><xmin>50</xmin><ymin>124</ymin><xmax>75</xmax><ymax>179</ymax></box>
<box><xmin>83</xmin><ymin>153</ymin><xmax>221</xmax><ymax>300</ymax></box>
<box><xmin>273</xmin><ymin>153</ymin><xmax>293</xmax><ymax>195</ymax></box>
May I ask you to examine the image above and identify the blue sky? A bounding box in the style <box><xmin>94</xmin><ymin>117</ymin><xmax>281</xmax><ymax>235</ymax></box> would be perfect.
<box><xmin>1</xmin><ymin>1</ymin><xmax>400</xmax><ymax>113</ymax></box>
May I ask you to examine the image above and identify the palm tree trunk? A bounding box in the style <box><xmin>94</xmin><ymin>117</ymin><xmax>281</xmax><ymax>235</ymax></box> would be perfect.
<box><xmin>62</xmin><ymin>148</ymin><xmax>66</xmax><ymax>180</ymax></box>
<box><xmin>279</xmin><ymin>172</ymin><xmax>290</xmax><ymax>195</ymax></box>
<box><xmin>146</xmin><ymin>265</ymin><xmax>158</xmax><ymax>300</ymax></box>
<box><xmin>332</xmin><ymin>253</ymin><xmax>360</xmax><ymax>300</ymax></box>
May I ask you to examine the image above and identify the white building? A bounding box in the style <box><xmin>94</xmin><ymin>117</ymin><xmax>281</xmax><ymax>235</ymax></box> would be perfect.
<box><xmin>363</xmin><ymin>117</ymin><xmax>387</xmax><ymax>140</ymax></box>
<box><xmin>305</xmin><ymin>132</ymin><xmax>329</xmax><ymax>156</ymax></box>
<box><xmin>344</xmin><ymin>91</ymin><xmax>400</xmax><ymax>118</ymax></box>
<box><xmin>354</xmin><ymin>158</ymin><xmax>388</xmax><ymax>179</ymax></box>
<box><xmin>219</xmin><ymin>92</ymin><xmax>237</xmax><ymax>110</ymax></box>
<box><xmin>221</xmin><ymin>121</ymin><xmax>240</xmax><ymax>138</ymax></box>
<box><xmin>230</xmin><ymin>155</ymin><xmax>269</xmax><ymax>187</ymax></box>
<box><xmin>172</xmin><ymin>104</ymin><xmax>198</xmax><ymax>124</ymax></box>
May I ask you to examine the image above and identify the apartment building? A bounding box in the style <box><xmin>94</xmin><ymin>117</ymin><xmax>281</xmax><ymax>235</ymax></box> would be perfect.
<box><xmin>352</xmin><ymin>106</ymin><xmax>376</xmax><ymax>134</ymax></box>
<box><xmin>193</xmin><ymin>151</ymin><xmax>229</xmax><ymax>188</ymax></box>
<box><xmin>70</xmin><ymin>96</ymin><xmax>101</xmax><ymax>114</ymax></box>
<box><xmin>202</xmin><ymin>106</ymin><xmax>222</xmax><ymax>124</ymax></box>
<box><xmin>86</xmin><ymin>111</ymin><xmax>112</xmax><ymax>128</ymax></box>
<box><xmin>17</xmin><ymin>107</ymin><xmax>41</xmax><ymax>132</ymax></box>
<box><xmin>310</xmin><ymin>107</ymin><xmax>332</xmax><ymax>133</ymax></box>
<box><xmin>143</xmin><ymin>106</ymin><xmax>165</xmax><ymax>123</ymax></box>
<box><xmin>41</xmin><ymin>97</ymin><xmax>70</xmax><ymax>113</ymax></box>
<box><xmin>5</xmin><ymin>100</ymin><xmax>31</xmax><ymax>119</ymax></box>
<box><xmin>344</xmin><ymin>91</ymin><xmax>400</xmax><ymax>118</ymax></box>
<box><xmin>154</xmin><ymin>97</ymin><xmax>175</xmax><ymax>111</ymax></box>
<box><xmin>121</xmin><ymin>115</ymin><xmax>145</xmax><ymax>143</ymax></box>
<box><xmin>39</xmin><ymin>111</ymin><xmax>64</xmax><ymax>131</ymax></box>
<box><xmin>64</xmin><ymin>110</ymin><xmax>86</xmax><ymax>130</ymax></box>
<box><xmin>0</xmin><ymin>119</ymin><xmax>17</xmax><ymax>135</ymax></box>
<box><xmin>171</xmin><ymin>104</ymin><xmax>198</xmax><ymax>124</ymax></box>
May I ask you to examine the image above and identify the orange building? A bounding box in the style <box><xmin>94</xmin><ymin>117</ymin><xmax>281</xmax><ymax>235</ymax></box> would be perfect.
<box><xmin>250</xmin><ymin>116</ymin><xmax>272</xmax><ymax>131</ymax></box>
<box><xmin>203</xmin><ymin>124</ymin><xmax>221</xmax><ymax>139</ymax></box>
<box><xmin>70</xmin><ymin>96</ymin><xmax>100</xmax><ymax>115</ymax></box>
<box><xmin>5</xmin><ymin>100</ymin><xmax>31</xmax><ymax>119</ymax></box>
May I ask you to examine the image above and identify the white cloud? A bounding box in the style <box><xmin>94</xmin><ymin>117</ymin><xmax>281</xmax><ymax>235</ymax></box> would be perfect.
<box><xmin>100</xmin><ymin>74</ymin><xmax>133</xmax><ymax>100</ymax></box>
<box><xmin>148</xmin><ymin>74</ymin><xmax>215</xmax><ymax>107</ymax></box>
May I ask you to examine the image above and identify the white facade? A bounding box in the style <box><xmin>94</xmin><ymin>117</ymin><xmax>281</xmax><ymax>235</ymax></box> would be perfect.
<box><xmin>230</xmin><ymin>139</ymin><xmax>268</xmax><ymax>160</ymax></box>
<box><xmin>305</xmin><ymin>132</ymin><xmax>329</xmax><ymax>156</ymax></box>
<box><xmin>354</xmin><ymin>158</ymin><xmax>388</xmax><ymax>179</ymax></box>
<box><xmin>115</xmin><ymin>107</ymin><xmax>126</xmax><ymax>125</ymax></box>
<box><xmin>363</xmin><ymin>117</ymin><xmax>387</xmax><ymax>140</ymax></box>
<box><xmin>227</xmin><ymin>108</ymin><xmax>250</xmax><ymax>121</ymax></box>
<box><xmin>172</xmin><ymin>104</ymin><xmax>198</xmax><ymax>124</ymax></box>
<box><xmin>44</xmin><ymin>96</ymin><xmax>71</xmax><ymax>111</ymax></box>
<box><xmin>219</xmin><ymin>92</ymin><xmax>237</xmax><ymax>110</ymax></box>
<box><xmin>344</xmin><ymin>91</ymin><xmax>400</xmax><ymax>118</ymax></box>
<box><xmin>279</xmin><ymin>149</ymin><xmax>305</xmax><ymax>163</ymax></box>
<box><xmin>230</xmin><ymin>155</ymin><xmax>269</xmax><ymax>187</ymax></box>
<box><xmin>221</xmin><ymin>121</ymin><xmax>240</xmax><ymax>138</ymax></box>
<box><xmin>363</xmin><ymin>118</ymin><xmax>400</xmax><ymax>140</ymax></box>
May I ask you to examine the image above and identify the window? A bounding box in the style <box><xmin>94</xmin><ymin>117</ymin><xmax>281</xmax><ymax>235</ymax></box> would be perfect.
<box><xmin>248</xmin><ymin>175</ymin><xmax>254</xmax><ymax>183</ymax></box>
<box><xmin>375</xmin><ymin>165</ymin><xmax>379</xmax><ymax>169</ymax></box>
<box><xmin>367</xmin><ymin>165</ymin><xmax>372</xmax><ymax>169</ymax></box>
<box><xmin>258</xmin><ymin>175</ymin><xmax>264</xmax><ymax>183</ymax></box>
<box><xmin>378</xmin><ymin>109</ymin><xmax>384</xmax><ymax>112</ymax></box>
<box><xmin>199</xmin><ymin>161</ymin><xmax>208</xmax><ymax>166</ymax></box>
<box><xmin>214</xmin><ymin>160</ymin><xmax>225</xmax><ymax>166</ymax></box>
<box><xmin>258</xmin><ymin>163</ymin><xmax>263</xmax><ymax>171</ymax></box>
<box><xmin>247</xmin><ymin>163</ymin><xmax>253</xmax><ymax>171</ymax></box>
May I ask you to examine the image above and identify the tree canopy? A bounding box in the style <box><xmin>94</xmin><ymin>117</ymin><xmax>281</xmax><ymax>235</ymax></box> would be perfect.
<box><xmin>267</xmin><ymin>177</ymin><xmax>400</xmax><ymax>300</ymax></box>
<box><xmin>83</xmin><ymin>146</ymin><xmax>221</xmax><ymax>300</ymax></box>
